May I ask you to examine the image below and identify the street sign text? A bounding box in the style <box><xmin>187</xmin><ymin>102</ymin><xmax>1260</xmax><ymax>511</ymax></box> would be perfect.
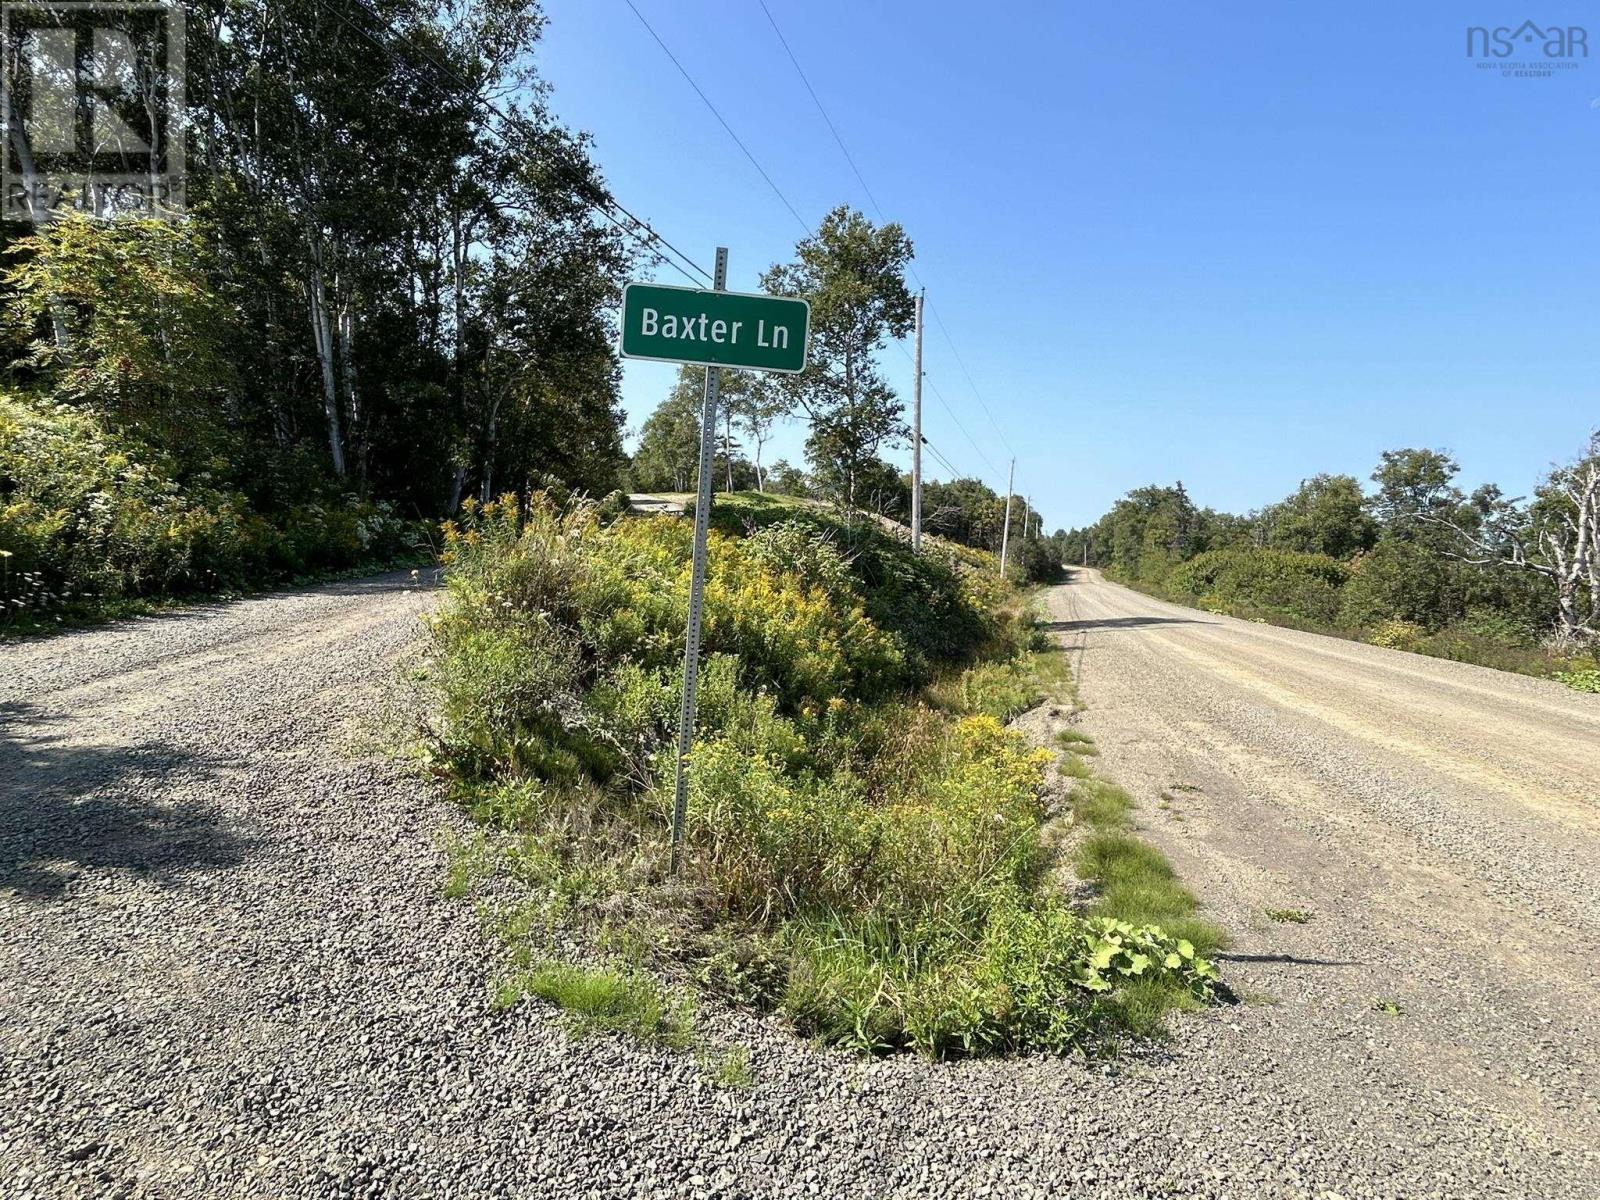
<box><xmin>620</xmin><ymin>282</ymin><xmax>809</xmax><ymax>373</ymax></box>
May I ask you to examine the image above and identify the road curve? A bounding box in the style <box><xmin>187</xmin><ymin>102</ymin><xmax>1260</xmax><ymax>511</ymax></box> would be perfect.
<box><xmin>1047</xmin><ymin>568</ymin><xmax>1599</xmax><ymax>1182</ymax></box>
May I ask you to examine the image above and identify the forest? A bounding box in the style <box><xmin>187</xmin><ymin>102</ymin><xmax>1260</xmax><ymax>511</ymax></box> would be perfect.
<box><xmin>2</xmin><ymin>0</ymin><xmax>631</xmax><ymax>623</ymax></box>
<box><xmin>0</xmin><ymin>0</ymin><xmax>1056</xmax><ymax>628</ymax></box>
<box><xmin>1065</xmin><ymin>442</ymin><xmax>1600</xmax><ymax>689</ymax></box>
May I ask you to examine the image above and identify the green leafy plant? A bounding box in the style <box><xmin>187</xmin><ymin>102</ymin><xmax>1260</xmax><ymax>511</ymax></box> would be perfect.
<box><xmin>1368</xmin><ymin>619</ymin><xmax>1427</xmax><ymax>652</ymax></box>
<box><xmin>1169</xmin><ymin>547</ymin><xmax>1349</xmax><ymax>624</ymax></box>
<box><xmin>428</xmin><ymin>493</ymin><xmax>1225</xmax><ymax>1058</ymax></box>
<box><xmin>701</xmin><ymin>1045</ymin><xmax>754</xmax><ymax>1090</ymax></box>
<box><xmin>1556</xmin><ymin>669</ymin><xmax>1600</xmax><ymax>694</ymax></box>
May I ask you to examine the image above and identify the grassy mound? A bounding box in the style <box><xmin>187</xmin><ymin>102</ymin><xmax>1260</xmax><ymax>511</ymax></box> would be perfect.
<box><xmin>425</xmin><ymin>493</ymin><xmax>1219</xmax><ymax>1056</ymax></box>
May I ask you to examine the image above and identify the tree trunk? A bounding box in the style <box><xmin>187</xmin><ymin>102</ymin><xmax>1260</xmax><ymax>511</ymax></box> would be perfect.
<box><xmin>308</xmin><ymin>240</ymin><xmax>345</xmax><ymax>477</ymax></box>
<box><xmin>1556</xmin><ymin>587</ymin><xmax>1582</xmax><ymax>641</ymax></box>
<box><xmin>4</xmin><ymin>87</ymin><xmax>69</xmax><ymax>348</ymax></box>
<box><xmin>1580</xmin><ymin>463</ymin><xmax>1600</xmax><ymax>626</ymax></box>
<box><xmin>448</xmin><ymin>464</ymin><xmax>467</xmax><ymax>514</ymax></box>
<box><xmin>338</xmin><ymin>297</ymin><xmax>361</xmax><ymax>481</ymax></box>
<box><xmin>842</xmin><ymin>347</ymin><xmax>858</xmax><ymax>517</ymax></box>
<box><xmin>479</xmin><ymin>392</ymin><xmax>502</xmax><ymax>504</ymax></box>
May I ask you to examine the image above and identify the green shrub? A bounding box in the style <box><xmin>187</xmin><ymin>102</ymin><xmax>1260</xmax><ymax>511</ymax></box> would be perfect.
<box><xmin>704</xmin><ymin>492</ymin><xmax>1005</xmax><ymax>676</ymax></box>
<box><xmin>926</xmin><ymin>657</ymin><xmax>1038</xmax><ymax>722</ymax></box>
<box><xmin>1337</xmin><ymin>541</ymin><xmax>1461</xmax><ymax>630</ymax></box>
<box><xmin>676</xmin><ymin>713</ymin><xmax>1052</xmax><ymax>921</ymax></box>
<box><xmin>0</xmin><ymin>392</ymin><xmax>421</xmax><ymax>625</ymax></box>
<box><xmin>1368</xmin><ymin>618</ymin><xmax>1426</xmax><ymax>652</ymax></box>
<box><xmin>1169</xmin><ymin>547</ymin><xmax>1348</xmax><ymax>624</ymax></box>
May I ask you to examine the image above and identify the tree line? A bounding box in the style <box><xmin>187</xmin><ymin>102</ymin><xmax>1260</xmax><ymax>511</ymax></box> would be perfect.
<box><xmin>1065</xmin><ymin>438</ymin><xmax>1600</xmax><ymax>674</ymax></box>
<box><xmin>5</xmin><ymin>0</ymin><xmax>632</xmax><ymax>505</ymax></box>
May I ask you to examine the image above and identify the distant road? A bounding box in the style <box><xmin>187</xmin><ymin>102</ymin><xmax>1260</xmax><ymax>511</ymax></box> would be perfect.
<box><xmin>1045</xmin><ymin>568</ymin><xmax>1600</xmax><ymax>1188</ymax></box>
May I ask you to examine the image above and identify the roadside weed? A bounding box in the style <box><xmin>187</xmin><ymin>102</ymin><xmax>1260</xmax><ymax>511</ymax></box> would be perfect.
<box><xmin>701</xmin><ymin>1045</ymin><xmax>755</xmax><ymax>1090</ymax></box>
<box><xmin>1265</xmin><ymin>908</ymin><xmax>1313</xmax><ymax>924</ymax></box>
<box><xmin>427</xmin><ymin>495</ymin><xmax>1226</xmax><ymax>1058</ymax></box>
<box><xmin>499</xmin><ymin>962</ymin><xmax>695</xmax><ymax>1049</ymax></box>
<box><xmin>1058</xmin><ymin>753</ymin><xmax>1094</xmax><ymax>780</ymax></box>
<box><xmin>441</xmin><ymin>831</ymin><xmax>495</xmax><ymax>899</ymax></box>
<box><xmin>1556</xmin><ymin>669</ymin><xmax>1600</xmax><ymax>693</ymax></box>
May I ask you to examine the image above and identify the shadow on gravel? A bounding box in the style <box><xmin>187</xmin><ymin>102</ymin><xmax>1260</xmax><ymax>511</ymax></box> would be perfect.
<box><xmin>0</xmin><ymin>703</ymin><xmax>251</xmax><ymax>900</ymax></box>
<box><xmin>311</xmin><ymin>570</ymin><xmax>442</xmax><ymax>599</ymax></box>
<box><xmin>1042</xmin><ymin>616</ymin><xmax>1210</xmax><ymax>633</ymax></box>
<box><xmin>1215</xmin><ymin>952</ymin><xmax>1361</xmax><ymax>968</ymax></box>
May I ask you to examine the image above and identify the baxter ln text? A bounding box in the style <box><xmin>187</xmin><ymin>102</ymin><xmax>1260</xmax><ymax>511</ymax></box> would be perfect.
<box><xmin>637</xmin><ymin>308</ymin><xmax>791</xmax><ymax>349</ymax></box>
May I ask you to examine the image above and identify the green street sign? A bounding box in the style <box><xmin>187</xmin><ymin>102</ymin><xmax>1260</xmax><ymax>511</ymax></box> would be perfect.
<box><xmin>619</xmin><ymin>282</ymin><xmax>810</xmax><ymax>374</ymax></box>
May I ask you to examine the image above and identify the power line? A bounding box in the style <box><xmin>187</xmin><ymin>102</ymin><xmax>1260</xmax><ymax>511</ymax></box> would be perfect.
<box><xmin>315</xmin><ymin>0</ymin><xmax>713</xmax><ymax>286</ymax></box>
<box><xmin>920</xmin><ymin>435</ymin><xmax>963</xmax><ymax>479</ymax></box>
<box><xmin>621</xmin><ymin>1</ymin><xmax>1033</xmax><ymax>520</ymax></box>
<box><xmin>622</xmin><ymin>2</ymin><xmax>1005</xmax><ymax>498</ymax></box>
<box><xmin>757</xmin><ymin>0</ymin><xmax>883</xmax><ymax>221</ymax></box>
<box><xmin>928</xmin><ymin>306</ymin><xmax>1016</xmax><ymax>459</ymax></box>
<box><xmin>622</xmin><ymin>0</ymin><xmax>812</xmax><ymax>237</ymax></box>
<box><xmin>755</xmin><ymin>3</ymin><xmax>1017</xmax><ymax>464</ymax></box>
<box><xmin>891</xmin><ymin>339</ymin><xmax>1000</xmax><ymax>478</ymax></box>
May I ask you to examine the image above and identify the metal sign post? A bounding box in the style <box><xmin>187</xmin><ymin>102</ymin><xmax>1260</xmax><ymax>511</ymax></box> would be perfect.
<box><xmin>617</xmin><ymin>249</ymin><xmax>810</xmax><ymax>875</ymax></box>
<box><xmin>668</xmin><ymin>247</ymin><xmax>728</xmax><ymax>875</ymax></box>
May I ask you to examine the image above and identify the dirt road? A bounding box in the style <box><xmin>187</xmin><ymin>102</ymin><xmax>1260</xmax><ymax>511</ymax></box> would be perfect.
<box><xmin>2</xmin><ymin>570</ymin><xmax>1597</xmax><ymax>1198</ymax></box>
<box><xmin>1047</xmin><ymin>569</ymin><xmax>1600</xmax><ymax>1178</ymax></box>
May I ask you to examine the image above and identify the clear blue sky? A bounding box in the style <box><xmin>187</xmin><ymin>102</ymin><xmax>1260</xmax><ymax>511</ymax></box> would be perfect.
<box><xmin>536</xmin><ymin>2</ymin><xmax>1599</xmax><ymax>529</ymax></box>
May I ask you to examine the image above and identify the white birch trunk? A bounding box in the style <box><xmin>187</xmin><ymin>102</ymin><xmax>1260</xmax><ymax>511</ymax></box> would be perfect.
<box><xmin>338</xmin><ymin>298</ymin><xmax>359</xmax><ymax>476</ymax></box>
<box><xmin>308</xmin><ymin>240</ymin><xmax>345</xmax><ymax>477</ymax></box>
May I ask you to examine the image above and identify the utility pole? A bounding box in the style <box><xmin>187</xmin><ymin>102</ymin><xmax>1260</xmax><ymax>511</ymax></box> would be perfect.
<box><xmin>911</xmin><ymin>289</ymin><xmax>924</xmax><ymax>553</ymax></box>
<box><xmin>999</xmin><ymin>457</ymin><xmax>1015</xmax><ymax>577</ymax></box>
<box><xmin>669</xmin><ymin>246</ymin><xmax>727</xmax><ymax>876</ymax></box>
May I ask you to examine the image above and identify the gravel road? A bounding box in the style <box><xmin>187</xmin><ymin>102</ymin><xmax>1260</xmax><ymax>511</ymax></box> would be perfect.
<box><xmin>3</xmin><ymin>570</ymin><xmax>1596</xmax><ymax>1198</ymax></box>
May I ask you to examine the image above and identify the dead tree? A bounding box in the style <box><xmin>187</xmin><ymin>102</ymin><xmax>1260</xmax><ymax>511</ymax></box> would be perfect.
<box><xmin>1427</xmin><ymin>433</ymin><xmax>1599</xmax><ymax>644</ymax></box>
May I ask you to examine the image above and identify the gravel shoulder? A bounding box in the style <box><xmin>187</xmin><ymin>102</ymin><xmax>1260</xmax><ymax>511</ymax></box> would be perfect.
<box><xmin>3</xmin><ymin>570</ymin><xmax>1596</xmax><ymax>1198</ymax></box>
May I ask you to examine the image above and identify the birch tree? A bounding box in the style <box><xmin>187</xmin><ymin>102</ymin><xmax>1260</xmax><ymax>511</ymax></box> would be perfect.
<box><xmin>761</xmin><ymin>206</ymin><xmax>914</xmax><ymax>513</ymax></box>
<box><xmin>1427</xmin><ymin>433</ymin><xmax>1600</xmax><ymax>643</ymax></box>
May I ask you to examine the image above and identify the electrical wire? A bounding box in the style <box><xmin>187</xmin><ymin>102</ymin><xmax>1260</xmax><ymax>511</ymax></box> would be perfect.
<box><xmin>622</xmin><ymin>0</ymin><xmax>813</xmax><ymax>237</ymax></box>
<box><xmin>919</xmin><ymin>435</ymin><xmax>963</xmax><ymax>479</ymax></box>
<box><xmin>891</xmin><ymin>340</ymin><xmax>1000</xmax><ymax>478</ymax></box>
<box><xmin>755</xmin><ymin>2</ymin><xmax>1024</xmax><ymax>470</ymax></box>
<box><xmin>928</xmin><ymin>306</ymin><xmax>1017</xmax><ymax>459</ymax></box>
<box><xmin>756</xmin><ymin>0</ymin><xmax>883</xmax><ymax>221</ymax></box>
